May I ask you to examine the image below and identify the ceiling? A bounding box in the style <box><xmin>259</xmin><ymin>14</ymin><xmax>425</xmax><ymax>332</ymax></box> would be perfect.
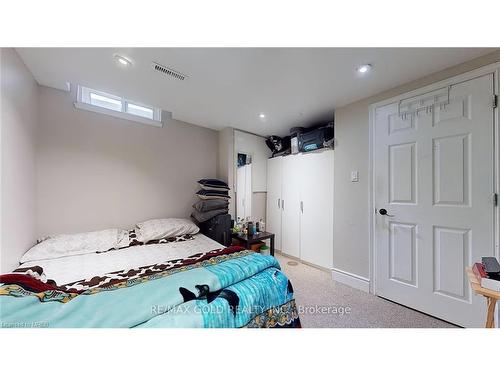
<box><xmin>17</xmin><ymin>48</ymin><xmax>496</xmax><ymax>136</ymax></box>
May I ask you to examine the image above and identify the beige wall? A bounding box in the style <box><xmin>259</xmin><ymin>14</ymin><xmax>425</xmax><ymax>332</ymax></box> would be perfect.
<box><xmin>36</xmin><ymin>86</ymin><xmax>218</xmax><ymax>236</ymax></box>
<box><xmin>333</xmin><ymin>50</ymin><xmax>500</xmax><ymax>279</ymax></box>
<box><xmin>252</xmin><ymin>192</ymin><xmax>267</xmax><ymax>222</ymax></box>
<box><xmin>0</xmin><ymin>48</ymin><xmax>39</xmax><ymax>273</ymax></box>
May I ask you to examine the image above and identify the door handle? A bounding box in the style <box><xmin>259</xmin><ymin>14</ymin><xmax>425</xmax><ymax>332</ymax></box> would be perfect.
<box><xmin>378</xmin><ymin>208</ymin><xmax>394</xmax><ymax>217</ymax></box>
<box><xmin>277</xmin><ymin>198</ymin><xmax>280</xmax><ymax>209</ymax></box>
<box><xmin>300</xmin><ymin>201</ymin><xmax>303</xmax><ymax>213</ymax></box>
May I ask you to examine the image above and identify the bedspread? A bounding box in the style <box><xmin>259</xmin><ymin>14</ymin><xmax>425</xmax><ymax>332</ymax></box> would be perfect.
<box><xmin>0</xmin><ymin>247</ymin><xmax>301</xmax><ymax>328</ymax></box>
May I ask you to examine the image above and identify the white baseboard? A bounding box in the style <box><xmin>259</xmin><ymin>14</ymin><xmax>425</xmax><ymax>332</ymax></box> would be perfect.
<box><xmin>332</xmin><ymin>268</ymin><xmax>370</xmax><ymax>293</ymax></box>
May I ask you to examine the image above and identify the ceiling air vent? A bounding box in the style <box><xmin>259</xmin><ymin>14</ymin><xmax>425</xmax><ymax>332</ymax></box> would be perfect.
<box><xmin>151</xmin><ymin>62</ymin><xmax>188</xmax><ymax>81</ymax></box>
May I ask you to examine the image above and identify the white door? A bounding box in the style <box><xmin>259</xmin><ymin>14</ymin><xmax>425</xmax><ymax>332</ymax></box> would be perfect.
<box><xmin>300</xmin><ymin>150</ymin><xmax>334</xmax><ymax>269</ymax></box>
<box><xmin>374</xmin><ymin>74</ymin><xmax>495</xmax><ymax>327</ymax></box>
<box><xmin>244</xmin><ymin>164</ymin><xmax>252</xmax><ymax>220</ymax></box>
<box><xmin>236</xmin><ymin>166</ymin><xmax>245</xmax><ymax>221</ymax></box>
<box><xmin>236</xmin><ymin>164</ymin><xmax>252</xmax><ymax>220</ymax></box>
<box><xmin>266</xmin><ymin>157</ymin><xmax>283</xmax><ymax>250</ymax></box>
<box><xmin>281</xmin><ymin>154</ymin><xmax>301</xmax><ymax>258</ymax></box>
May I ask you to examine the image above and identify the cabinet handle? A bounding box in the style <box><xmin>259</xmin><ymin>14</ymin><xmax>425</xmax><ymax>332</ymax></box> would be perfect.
<box><xmin>300</xmin><ymin>201</ymin><xmax>304</xmax><ymax>213</ymax></box>
<box><xmin>277</xmin><ymin>198</ymin><xmax>280</xmax><ymax>209</ymax></box>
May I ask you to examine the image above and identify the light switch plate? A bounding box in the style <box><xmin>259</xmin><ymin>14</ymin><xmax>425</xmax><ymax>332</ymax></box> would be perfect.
<box><xmin>350</xmin><ymin>171</ymin><xmax>359</xmax><ymax>182</ymax></box>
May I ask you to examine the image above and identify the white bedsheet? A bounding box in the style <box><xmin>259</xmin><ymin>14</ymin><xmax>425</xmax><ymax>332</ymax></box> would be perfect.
<box><xmin>18</xmin><ymin>234</ymin><xmax>223</xmax><ymax>285</ymax></box>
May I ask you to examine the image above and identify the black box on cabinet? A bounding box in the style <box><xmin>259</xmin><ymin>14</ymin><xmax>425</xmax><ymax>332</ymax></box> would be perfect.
<box><xmin>298</xmin><ymin>123</ymin><xmax>334</xmax><ymax>152</ymax></box>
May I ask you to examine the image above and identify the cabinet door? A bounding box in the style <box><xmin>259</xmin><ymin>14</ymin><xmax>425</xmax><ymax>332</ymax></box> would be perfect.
<box><xmin>236</xmin><ymin>166</ymin><xmax>246</xmax><ymax>221</ymax></box>
<box><xmin>299</xmin><ymin>150</ymin><xmax>334</xmax><ymax>268</ymax></box>
<box><xmin>237</xmin><ymin>164</ymin><xmax>253</xmax><ymax>220</ymax></box>
<box><xmin>244</xmin><ymin>164</ymin><xmax>252</xmax><ymax>219</ymax></box>
<box><xmin>281</xmin><ymin>154</ymin><xmax>301</xmax><ymax>258</ymax></box>
<box><xmin>266</xmin><ymin>157</ymin><xmax>283</xmax><ymax>250</ymax></box>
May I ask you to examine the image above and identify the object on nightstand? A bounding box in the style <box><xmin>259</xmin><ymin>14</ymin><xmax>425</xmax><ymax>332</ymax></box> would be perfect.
<box><xmin>247</xmin><ymin>221</ymin><xmax>255</xmax><ymax>236</ymax></box>
<box><xmin>482</xmin><ymin>277</ymin><xmax>500</xmax><ymax>292</ymax></box>
<box><xmin>259</xmin><ymin>218</ymin><xmax>265</xmax><ymax>232</ymax></box>
<box><xmin>250</xmin><ymin>241</ymin><xmax>265</xmax><ymax>252</ymax></box>
<box><xmin>482</xmin><ymin>257</ymin><xmax>500</xmax><ymax>280</ymax></box>
<box><xmin>473</xmin><ymin>262</ymin><xmax>487</xmax><ymax>280</ymax></box>
<box><xmin>473</xmin><ymin>262</ymin><xmax>500</xmax><ymax>291</ymax></box>
<box><xmin>260</xmin><ymin>245</ymin><xmax>270</xmax><ymax>256</ymax></box>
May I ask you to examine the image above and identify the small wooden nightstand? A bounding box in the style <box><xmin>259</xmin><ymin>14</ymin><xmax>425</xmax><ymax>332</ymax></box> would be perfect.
<box><xmin>466</xmin><ymin>267</ymin><xmax>500</xmax><ymax>328</ymax></box>
<box><xmin>232</xmin><ymin>231</ymin><xmax>275</xmax><ymax>256</ymax></box>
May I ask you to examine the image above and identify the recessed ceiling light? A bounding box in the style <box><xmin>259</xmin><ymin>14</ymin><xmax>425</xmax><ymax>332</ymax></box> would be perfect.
<box><xmin>357</xmin><ymin>64</ymin><xmax>372</xmax><ymax>74</ymax></box>
<box><xmin>259</xmin><ymin>113</ymin><xmax>266</xmax><ymax>119</ymax></box>
<box><xmin>114</xmin><ymin>54</ymin><xmax>132</xmax><ymax>67</ymax></box>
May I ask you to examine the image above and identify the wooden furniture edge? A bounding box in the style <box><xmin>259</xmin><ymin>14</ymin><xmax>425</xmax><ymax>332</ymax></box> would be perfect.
<box><xmin>466</xmin><ymin>267</ymin><xmax>500</xmax><ymax>300</ymax></box>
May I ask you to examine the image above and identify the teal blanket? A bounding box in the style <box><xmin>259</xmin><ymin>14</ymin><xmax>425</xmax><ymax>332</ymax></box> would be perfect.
<box><xmin>0</xmin><ymin>250</ymin><xmax>298</xmax><ymax>328</ymax></box>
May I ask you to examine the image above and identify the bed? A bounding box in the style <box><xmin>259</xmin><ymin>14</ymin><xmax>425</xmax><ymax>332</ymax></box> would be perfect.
<box><xmin>0</xmin><ymin>232</ymin><xmax>301</xmax><ymax>328</ymax></box>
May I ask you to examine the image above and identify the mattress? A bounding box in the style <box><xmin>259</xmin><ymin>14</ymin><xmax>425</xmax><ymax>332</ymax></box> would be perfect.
<box><xmin>18</xmin><ymin>233</ymin><xmax>223</xmax><ymax>285</ymax></box>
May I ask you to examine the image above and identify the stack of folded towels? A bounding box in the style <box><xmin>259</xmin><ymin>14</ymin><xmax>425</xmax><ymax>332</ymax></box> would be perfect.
<box><xmin>191</xmin><ymin>178</ymin><xmax>230</xmax><ymax>223</ymax></box>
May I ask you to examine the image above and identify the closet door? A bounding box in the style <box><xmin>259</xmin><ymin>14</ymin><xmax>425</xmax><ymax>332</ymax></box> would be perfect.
<box><xmin>266</xmin><ymin>157</ymin><xmax>283</xmax><ymax>250</ymax></box>
<box><xmin>299</xmin><ymin>150</ymin><xmax>334</xmax><ymax>269</ymax></box>
<box><xmin>281</xmin><ymin>154</ymin><xmax>301</xmax><ymax>258</ymax></box>
<box><xmin>243</xmin><ymin>164</ymin><xmax>252</xmax><ymax>219</ymax></box>
<box><xmin>236</xmin><ymin>164</ymin><xmax>252</xmax><ymax>220</ymax></box>
<box><xmin>236</xmin><ymin>166</ymin><xmax>246</xmax><ymax>221</ymax></box>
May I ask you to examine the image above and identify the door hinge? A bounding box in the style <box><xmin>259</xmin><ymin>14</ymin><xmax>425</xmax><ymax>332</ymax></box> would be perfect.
<box><xmin>494</xmin><ymin>193</ymin><xmax>498</xmax><ymax>207</ymax></box>
<box><xmin>494</xmin><ymin>95</ymin><xmax>498</xmax><ymax>109</ymax></box>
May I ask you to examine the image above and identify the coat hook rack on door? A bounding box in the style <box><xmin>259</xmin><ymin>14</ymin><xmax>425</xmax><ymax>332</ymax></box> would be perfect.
<box><xmin>397</xmin><ymin>85</ymin><xmax>451</xmax><ymax>120</ymax></box>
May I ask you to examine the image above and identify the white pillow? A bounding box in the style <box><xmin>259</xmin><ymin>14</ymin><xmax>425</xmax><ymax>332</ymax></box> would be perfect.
<box><xmin>136</xmin><ymin>218</ymin><xmax>199</xmax><ymax>243</ymax></box>
<box><xmin>20</xmin><ymin>228</ymin><xmax>128</xmax><ymax>263</ymax></box>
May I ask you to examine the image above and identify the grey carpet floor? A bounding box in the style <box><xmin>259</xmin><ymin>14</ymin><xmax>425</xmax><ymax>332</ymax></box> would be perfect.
<box><xmin>276</xmin><ymin>253</ymin><xmax>457</xmax><ymax>328</ymax></box>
